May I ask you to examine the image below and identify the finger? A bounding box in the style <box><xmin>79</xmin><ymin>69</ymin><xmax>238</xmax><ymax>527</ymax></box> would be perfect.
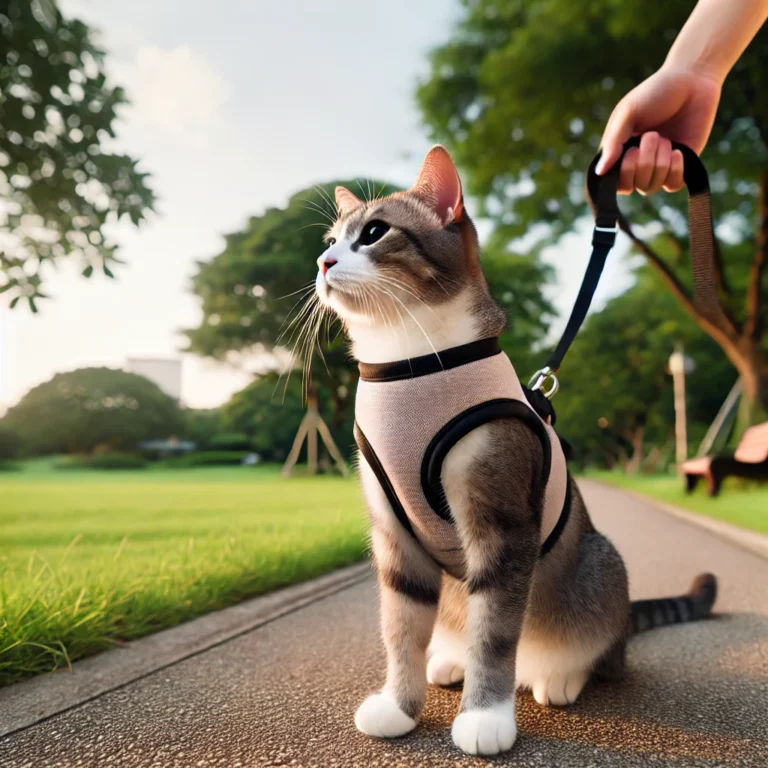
<box><xmin>644</xmin><ymin>137</ymin><xmax>672</xmax><ymax>195</ymax></box>
<box><xmin>618</xmin><ymin>147</ymin><xmax>639</xmax><ymax>195</ymax></box>
<box><xmin>663</xmin><ymin>149</ymin><xmax>685</xmax><ymax>193</ymax></box>
<box><xmin>634</xmin><ymin>132</ymin><xmax>659</xmax><ymax>194</ymax></box>
<box><xmin>597</xmin><ymin>102</ymin><xmax>634</xmax><ymax>175</ymax></box>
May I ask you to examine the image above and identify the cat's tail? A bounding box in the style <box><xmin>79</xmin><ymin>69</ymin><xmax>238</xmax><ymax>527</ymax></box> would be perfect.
<box><xmin>630</xmin><ymin>573</ymin><xmax>718</xmax><ymax>634</ymax></box>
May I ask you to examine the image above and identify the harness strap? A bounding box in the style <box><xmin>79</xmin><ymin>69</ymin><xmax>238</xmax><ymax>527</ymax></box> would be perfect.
<box><xmin>355</xmin><ymin>399</ymin><xmax>571</xmax><ymax>565</ymax></box>
<box><xmin>536</xmin><ymin>136</ymin><xmax>725</xmax><ymax>389</ymax></box>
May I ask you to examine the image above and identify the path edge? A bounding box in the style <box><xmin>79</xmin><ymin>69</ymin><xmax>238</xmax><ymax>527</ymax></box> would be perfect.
<box><xmin>583</xmin><ymin>478</ymin><xmax>768</xmax><ymax>562</ymax></box>
<box><xmin>0</xmin><ymin>561</ymin><xmax>372</xmax><ymax>738</ymax></box>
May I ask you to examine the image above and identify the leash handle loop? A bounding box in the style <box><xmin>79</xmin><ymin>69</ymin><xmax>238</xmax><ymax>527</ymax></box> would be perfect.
<box><xmin>532</xmin><ymin>136</ymin><xmax>723</xmax><ymax>399</ymax></box>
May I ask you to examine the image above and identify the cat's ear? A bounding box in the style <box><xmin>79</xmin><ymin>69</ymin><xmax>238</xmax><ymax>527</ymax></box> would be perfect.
<box><xmin>411</xmin><ymin>145</ymin><xmax>464</xmax><ymax>226</ymax></box>
<box><xmin>335</xmin><ymin>186</ymin><xmax>363</xmax><ymax>216</ymax></box>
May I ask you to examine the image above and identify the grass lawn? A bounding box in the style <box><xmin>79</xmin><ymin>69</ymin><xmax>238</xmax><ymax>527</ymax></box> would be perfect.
<box><xmin>588</xmin><ymin>470</ymin><xmax>768</xmax><ymax>535</ymax></box>
<box><xmin>0</xmin><ymin>461</ymin><xmax>367</xmax><ymax>686</ymax></box>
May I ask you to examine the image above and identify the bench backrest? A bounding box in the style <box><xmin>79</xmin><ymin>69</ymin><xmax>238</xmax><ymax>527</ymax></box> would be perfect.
<box><xmin>735</xmin><ymin>422</ymin><xmax>768</xmax><ymax>463</ymax></box>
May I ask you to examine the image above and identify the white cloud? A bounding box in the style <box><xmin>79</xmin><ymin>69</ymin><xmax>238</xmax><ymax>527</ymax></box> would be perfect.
<box><xmin>116</xmin><ymin>46</ymin><xmax>231</xmax><ymax>148</ymax></box>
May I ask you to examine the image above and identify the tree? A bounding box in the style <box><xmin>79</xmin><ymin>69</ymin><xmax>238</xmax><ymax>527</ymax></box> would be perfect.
<box><xmin>0</xmin><ymin>0</ymin><xmax>154</xmax><ymax>309</ymax></box>
<box><xmin>1</xmin><ymin>367</ymin><xmax>183</xmax><ymax>455</ymax></box>
<box><xmin>0</xmin><ymin>425</ymin><xmax>22</xmax><ymax>459</ymax></box>
<box><xmin>555</xmin><ymin>267</ymin><xmax>735</xmax><ymax>471</ymax></box>
<box><xmin>417</xmin><ymin>0</ymin><xmax>768</xmax><ymax>431</ymax></box>
<box><xmin>220</xmin><ymin>373</ymin><xmax>352</xmax><ymax>462</ymax></box>
<box><xmin>182</xmin><ymin>408</ymin><xmax>222</xmax><ymax>451</ymax></box>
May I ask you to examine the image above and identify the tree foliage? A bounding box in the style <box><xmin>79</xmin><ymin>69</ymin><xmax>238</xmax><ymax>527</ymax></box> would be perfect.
<box><xmin>182</xmin><ymin>408</ymin><xmax>222</xmax><ymax>451</ymax></box>
<box><xmin>1</xmin><ymin>367</ymin><xmax>183</xmax><ymax>455</ymax></box>
<box><xmin>221</xmin><ymin>374</ymin><xmax>326</xmax><ymax>462</ymax></box>
<box><xmin>0</xmin><ymin>0</ymin><xmax>154</xmax><ymax>308</ymax></box>
<box><xmin>417</xmin><ymin>0</ymin><xmax>768</xmax><ymax>421</ymax></box>
<box><xmin>556</xmin><ymin>267</ymin><xmax>735</xmax><ymax>470</ymax></box>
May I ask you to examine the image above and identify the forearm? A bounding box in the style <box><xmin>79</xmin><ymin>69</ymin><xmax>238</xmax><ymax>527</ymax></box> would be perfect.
<box><xmin>664</xmin><ymin>0</ymin><xmax>768</xmax><ymax>83</ymax></box>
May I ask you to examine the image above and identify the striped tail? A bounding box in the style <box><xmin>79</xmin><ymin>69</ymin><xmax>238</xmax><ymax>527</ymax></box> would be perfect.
<box><xmin>631</xmin><ymin>573</ymin><xmax>718</xmax><ymax>634</ymax></box>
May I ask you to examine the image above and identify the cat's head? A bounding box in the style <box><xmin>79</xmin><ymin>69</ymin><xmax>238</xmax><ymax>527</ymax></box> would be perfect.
<box><xmin>314</xmin><ymin>146</ymin><xmax>505</xmax><ymax>340</ymax></box>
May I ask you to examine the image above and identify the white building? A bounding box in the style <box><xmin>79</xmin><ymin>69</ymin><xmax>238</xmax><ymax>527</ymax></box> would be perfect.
<box><xmin>126</xmin><ymin>357</ymin><xmax>182</xmax><ymax>401</ymax></box>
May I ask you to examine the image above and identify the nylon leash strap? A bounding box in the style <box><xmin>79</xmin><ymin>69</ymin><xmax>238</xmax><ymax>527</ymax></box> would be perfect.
<box><xmin>529</xmin><ymin>136</ymin><xmax>727</xmax><ymax>399</ymax></box>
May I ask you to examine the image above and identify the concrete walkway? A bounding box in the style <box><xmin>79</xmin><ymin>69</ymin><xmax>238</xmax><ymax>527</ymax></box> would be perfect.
<box><xmin>2</xmin><ymin>481</ymin><xmax>767</xmax><ymax>767</ymax></box>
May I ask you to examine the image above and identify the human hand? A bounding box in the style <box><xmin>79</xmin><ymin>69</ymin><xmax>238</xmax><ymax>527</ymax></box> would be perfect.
<box><xmin>597</xmin><ymin>67</ymin><xmax>722</xmax><ymax>195</ymax></box>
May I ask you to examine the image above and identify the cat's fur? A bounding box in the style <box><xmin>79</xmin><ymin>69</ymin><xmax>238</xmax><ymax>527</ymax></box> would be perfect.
<box><xmin>314</xmin><ymin>146</ymin><xmax>717</xmax><ymax>756</ymax></box>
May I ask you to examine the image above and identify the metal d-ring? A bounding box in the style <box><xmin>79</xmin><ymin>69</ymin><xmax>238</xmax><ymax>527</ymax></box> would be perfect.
<box><xmin>528</xmin><ymin>367</ymin><xmax>560</xmax><ymax>399</ymax></box>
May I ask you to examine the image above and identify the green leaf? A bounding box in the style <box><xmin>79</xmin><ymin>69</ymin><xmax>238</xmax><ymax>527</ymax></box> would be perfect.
<box><xmin>28</xmin><ymin>297</ymin><xmax>38</xmax><ymax>313</ymax></box>
<box><xmin>103</xmin><ymin>265</ymin><xmax>114</xmax><ymax>278</ymax></box>
<box><xmin>9</xmin><ymin>297</ymin><xmax>20</xmax><ymax>309</ymax></box>
<box><xmin>0</xmin><ymin>0</ymin><xmax>155</xmax><ymax>305</ymax></box>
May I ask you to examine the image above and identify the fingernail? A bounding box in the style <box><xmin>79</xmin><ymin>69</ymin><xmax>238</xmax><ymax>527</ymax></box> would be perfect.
<box><xmin>595</xmin><ymin>158</ymin><xmax>605</xmax><ymax>175</ymax></box>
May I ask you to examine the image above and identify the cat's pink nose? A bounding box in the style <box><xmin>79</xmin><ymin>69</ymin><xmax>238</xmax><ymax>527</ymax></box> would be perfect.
<box><xmin>322</xmin><ymin>257</ymin><xmax>337</xmax><ymax>275</ymax></box>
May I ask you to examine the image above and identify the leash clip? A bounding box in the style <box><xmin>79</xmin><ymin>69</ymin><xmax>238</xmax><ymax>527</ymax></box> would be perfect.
<box><xmin>529</xmin><ymin>366</ymin><xmax>559</xmax><ymax>399</ymax></box>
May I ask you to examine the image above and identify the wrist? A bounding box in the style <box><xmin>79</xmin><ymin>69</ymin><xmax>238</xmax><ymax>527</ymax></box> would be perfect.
<box><xmin>660</xmin><ymin>55</ymin><xmax>726</xmax><ymax>88</ymax></box>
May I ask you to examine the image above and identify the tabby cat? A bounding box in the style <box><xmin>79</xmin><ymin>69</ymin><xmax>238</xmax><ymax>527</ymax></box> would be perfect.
<box><xmin>312</xmin><ymin>145</ymin><xmax>717</xmax><ymax>756</ymax></box>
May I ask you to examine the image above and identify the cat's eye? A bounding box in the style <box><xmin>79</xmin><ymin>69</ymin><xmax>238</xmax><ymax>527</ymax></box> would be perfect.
<box><xmin>327</xmin><ymin>237</ymin><xmax>336</xmax><ymax>246</ymax></box>
<box><xmin>358</xmin><ymin>220</ymin><xmax>390</xmax><ymax>246</ymax></box>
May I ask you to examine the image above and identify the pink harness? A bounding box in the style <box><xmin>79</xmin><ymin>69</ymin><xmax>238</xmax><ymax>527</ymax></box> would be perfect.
<box><xmin>354</xmin><ymin>338</ymin><xmax>570</xmax><ymax>577</ymax></box>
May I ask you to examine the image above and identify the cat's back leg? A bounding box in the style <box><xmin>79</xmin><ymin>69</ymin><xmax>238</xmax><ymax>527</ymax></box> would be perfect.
<box><xmin>517</xmin><ymin>481</ymin><xmax>630</xmax><ymax>706</ymax></box>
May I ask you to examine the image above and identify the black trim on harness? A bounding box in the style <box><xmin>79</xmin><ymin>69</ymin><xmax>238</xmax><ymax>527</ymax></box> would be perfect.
<box><xmin>420</xmin><ymin>399</ymin><xmax>567</xmax><ymax>556</ymax></box>
<box><xmin>358</xmin><ymin>337</ymin><xmax>501</xmax><ymax>382</ymax></box>
<box><xmin>540</xmin><ymin>476</ymin><xmax>572</xmax><ymax>556</ymax></box>
<box><xmin>354</xmin><ymin>422</ymin><xmax>416</xmax><ymax>540</ymax></box>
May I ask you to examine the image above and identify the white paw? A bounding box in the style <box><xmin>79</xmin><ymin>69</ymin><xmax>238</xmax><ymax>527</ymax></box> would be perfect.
<box><xmin>451</xmin><ymin>698</ymin><xmax>517</xmax><ymax>755</ymax></box>
<box><xmin>532</xmin><ymin>671</ymin><xmax>588</xmax><ymax>706</ymax></box>
<box><xmin>427</xmin><ymin>654</ymin><xmax>465</xmax><ymax>686</ymax></box>
<box><xmin>354</xmin><ymin>692</ymin><xmax>417</xmax><ymax>739</ymax></box>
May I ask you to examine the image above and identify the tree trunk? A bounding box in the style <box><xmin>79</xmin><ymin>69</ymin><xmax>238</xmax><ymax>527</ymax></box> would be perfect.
<box><xmin>624</xmin><ymin>426</ymin><xmax>645</xmax><ymax>474</ymax></box>
<box><xmin>734</xmin><ymin>356</ymin><xmax>768</xmax><ymax>440</ymax></box>
<box><xmin>624</xmin><ymin>172</ymin><xmax>767</xmax><ymax>444</ymax></box>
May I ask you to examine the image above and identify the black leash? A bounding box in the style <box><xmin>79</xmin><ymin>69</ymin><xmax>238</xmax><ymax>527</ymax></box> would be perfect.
<box><xmin>529</xmin><ymin>136</ymin><xmax>726</xmax><ymax>399</ymax></box>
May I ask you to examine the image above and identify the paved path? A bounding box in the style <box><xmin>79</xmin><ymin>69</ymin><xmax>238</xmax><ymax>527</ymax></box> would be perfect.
<box><xmin>2</xmin><ymin>481</ymin><xmax>768</xmax><ymax>767</ymax></box>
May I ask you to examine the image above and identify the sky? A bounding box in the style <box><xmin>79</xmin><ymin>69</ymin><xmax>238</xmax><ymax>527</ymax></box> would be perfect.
<box><xmin>1</xmin><ymin>0</ymin><xmax>635</xmax><ymax>410</ymax></box>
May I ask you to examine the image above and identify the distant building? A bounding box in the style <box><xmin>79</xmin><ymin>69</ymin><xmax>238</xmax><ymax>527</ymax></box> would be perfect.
<box><xmin>126</xmin><ymin>357</ymin><xmax>182</xmax><ymax>401</ymax></box>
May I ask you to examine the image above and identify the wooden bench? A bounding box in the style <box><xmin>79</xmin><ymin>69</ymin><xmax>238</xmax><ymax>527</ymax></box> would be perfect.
<box><xmin>682</xmin><ymin>422</ymin><xmax>768</xmax><ymax>497</ymax></box>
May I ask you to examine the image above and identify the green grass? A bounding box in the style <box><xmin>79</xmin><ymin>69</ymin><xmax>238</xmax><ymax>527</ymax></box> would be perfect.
<box><xmin>0</xmin><ymin>462</ymin><xmax>366</xmax><ymax>686</ymax></box>
<box><xmin>588</xmin><ymin>470</ymin><xmax>768</xmax><ymax>535</ymax></box>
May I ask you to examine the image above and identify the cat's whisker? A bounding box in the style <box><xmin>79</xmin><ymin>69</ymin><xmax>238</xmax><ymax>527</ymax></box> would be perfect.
<box><xmin>378</xmin><ymin>285</ymin><xmax>412</xmax><ymax>374</ymax></box>
<box><xmin>379</xmin><ymin>286</ymin><xmax>443</xmax><ymax>367</ymax></box>
<box><xmin>281</xmin><ymin>294</ymin><xmax>323</xmax><ymax>403</ymax></box>
<box><xmin>374</xmin><ymin>273</ymin><xmax>442</xmax><ymax>321</ymax></box>
<box><xmin>276</xmin><ymin>282</ymin><xmax>316</xmax><ymax>301</ymax></box>
<box><xmin>298</xmin><ymin>222</ymin><xmax>333</xmax><ymax>232</ymax></box>
<box><xmin>276</xmin><ymin>290</ymin><xmax>319</xmax><ymax>345</ymax></box>
<box><xmin>300</xmin><ymin>198</ymin><xmax>336</xmax><ymax>225</ymax></box>
<box><xmin>314</xmin><ymin>185</ymin><xmax>339</xmax><ymax>220</ymax></box>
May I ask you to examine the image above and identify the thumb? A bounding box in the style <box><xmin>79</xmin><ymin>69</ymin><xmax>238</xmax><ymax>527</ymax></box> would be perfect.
<box><xmin>596</xmin><ymin>102</ymin><xmax>634</xmax><ymax>175</ymax></box>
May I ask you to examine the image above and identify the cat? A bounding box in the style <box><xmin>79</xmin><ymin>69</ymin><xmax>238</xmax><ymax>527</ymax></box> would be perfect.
<box><xmin>312</xmin><ymin>145</ymin><xmax>717</xmax><ymax>756</ymax></box>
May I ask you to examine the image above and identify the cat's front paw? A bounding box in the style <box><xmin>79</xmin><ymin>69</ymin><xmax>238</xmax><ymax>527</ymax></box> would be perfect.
<box><xmin>451</xmin><ymin>699</ymin><xmax>517</xmax><ymax>755</ymax></box>
<box><xmin>426</xmin><ymin>654</ymin><xmax>464</xmax><ymax>686</ymax></box>
<box><xmin>354</xmin><ymin>692</ymin><xmax>417</xmax><ymax>739</ymax></box>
